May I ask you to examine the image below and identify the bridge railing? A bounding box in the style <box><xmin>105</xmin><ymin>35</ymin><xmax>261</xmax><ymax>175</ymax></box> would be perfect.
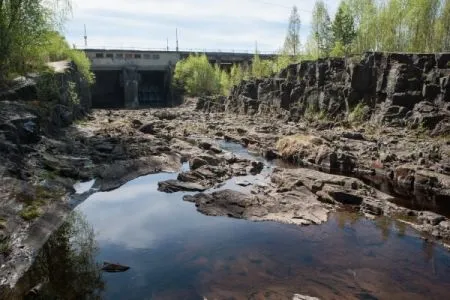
<box><xmin>74</xmin><ymin>44</ymin><xmax>278</xmax><ymax>55</ymax></box>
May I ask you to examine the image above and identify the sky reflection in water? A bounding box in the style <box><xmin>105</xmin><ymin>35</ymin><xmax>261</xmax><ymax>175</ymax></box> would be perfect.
<box><xmin>74</xmin><ymin>167</ymin><xmax>450</xmax><ymax>300</ymax></box>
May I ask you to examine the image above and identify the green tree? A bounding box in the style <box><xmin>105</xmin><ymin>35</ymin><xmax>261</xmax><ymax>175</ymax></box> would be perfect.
<box><xmin>229</xmin><ymin>64</ymin><xmax>244</xmax><ymax>87</ymax></box>
<box><xmin>0</xmin><ymin>0</ymin><xmax>72</xmax><ymax>81</ymax></box>
<box><xmin>330</xmin><ymin>41</ymin><xmax>346</xmax><ymax>57</ymax></box>
<box><xmin>436</xmin><ymin>0</ymin><xmax>450</xmax><ymax>51</ymax></box>
<box><xmin>405</xmin><ymin>0</ymin><xmax>440</xmax><ymax>52</ymax></box>
<box><xmin>311</xmin><ymin>0</ymin><xmax>333</xmax><ymax>57</ymax></box>
<box><xmin>346</xmin><ymin>0</ymin><xmax>378</xmax><ymax>52</ymax></box>
<box><xmin>283</xmin><ymin>6</ymin><xmax>301</xmax><ymax>55</ymax></box>
<box><xmin>251</xmin><ymin>53</ymin><xmax>272</xmax><ymax>78</ymax></box>
<box><xmin>273</xmin><ymin>52</ymin><xmax>295</xmax><ymax>74</ymax></box>
<box><xmin>377</xmin><ymin>0</ymin><xmax>410</xmax><ymax>51</ymax></box>
<box><xmin>332</xmin><ymin>1</ymin><xmax>356</xmax><ymax>54</ymax></box>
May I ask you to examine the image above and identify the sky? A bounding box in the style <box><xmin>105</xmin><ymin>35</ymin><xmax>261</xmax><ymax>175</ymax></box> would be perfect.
<box><xmin>64</xmin><ymin>0</ymin><xmax>339</xmax><ymax>53</ymax></box>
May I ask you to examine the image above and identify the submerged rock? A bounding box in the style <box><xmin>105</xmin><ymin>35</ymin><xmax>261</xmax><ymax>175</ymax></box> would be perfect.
<box><xmin>101</xmin><ymin>262</ymin><xmax>130</xmax><ymax>273</ymax></box>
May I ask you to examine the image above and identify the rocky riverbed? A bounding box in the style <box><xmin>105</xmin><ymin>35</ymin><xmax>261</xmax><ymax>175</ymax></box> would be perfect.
<box><xmin>1</xmin><ymin>52</ymin><xmax>450</xmax><ymax>296</ymax></box>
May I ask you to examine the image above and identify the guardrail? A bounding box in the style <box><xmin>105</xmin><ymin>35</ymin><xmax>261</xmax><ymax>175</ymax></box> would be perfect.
<box><xmin>75</xmin><ymin>44</ymin><xmax>279</xmax><ymax>55</ymax></box>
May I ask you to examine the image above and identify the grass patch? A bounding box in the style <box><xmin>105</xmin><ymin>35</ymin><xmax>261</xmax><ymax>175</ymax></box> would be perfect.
<box><xmin>348</xmin><ymin>103</ymin><xmax>369</xmax><ymax>124</ymax></box>
<box><xmin>20</xmin><ymin>205</ymin><xmax>42</xmax><ymax>221</ymax></box>
<box><xmin>74</xmin><ymin>118</ymin><xmax>88</xmax><ymax>126</ymax></box>
<box><xmin>304</xmin><ymin>102</ymin><xmax>329</xmax><ymax>122</ymax></box>
<box><xmin>16</xmin><ymin>185</ymin><xmax>62</xmax><ymax>221</ymax></box>
<box><xmin>393</xmin><ymin>212</ymin><xmax>419</xmax><ymax>224</ymax></box>
<box><xmin>276</xmin><ymin>134</ymin><xmax>324</xmax><ymax>161</ymax></box>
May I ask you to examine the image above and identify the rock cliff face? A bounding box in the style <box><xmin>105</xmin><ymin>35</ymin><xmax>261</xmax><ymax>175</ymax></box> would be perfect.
<box><xmin>199</xmin><ymin>52</ymin><xmax>450</xmax><ymax>134</ymax></box>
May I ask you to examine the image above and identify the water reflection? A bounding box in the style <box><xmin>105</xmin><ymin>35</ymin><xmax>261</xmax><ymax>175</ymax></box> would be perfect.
<box><xmin>13</xmin><ymin>212</ymin><xmax>104</xmax><ymax>300</ymax></box>
<box><xmin>9</xmin><ymin>142</ymin><xmax>450</xmax><ymax>299</ymax></box>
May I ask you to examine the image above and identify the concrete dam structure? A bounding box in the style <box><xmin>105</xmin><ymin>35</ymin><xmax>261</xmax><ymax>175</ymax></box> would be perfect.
<box><xmin>85</xmin><ymin>49</ymin><xmax>275</xmax><ymax>108</ymax></box>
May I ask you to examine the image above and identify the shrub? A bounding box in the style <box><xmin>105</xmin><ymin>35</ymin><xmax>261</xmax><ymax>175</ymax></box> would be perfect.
<box><xmin>330</xmin><ymin>41</ymin><xmax>346</xmax><ymax>57</ymax></box>
<box><xmin>67</xmin><ymin>49</ymin><xmax>95</xmax><ymax>84</ymax></box>
<box><xmin>174</xmin><ymin>54</ymin><xmax>222</xmax><ymax>96</ymax></box>
<box><xmin>251</xmin><ymin>54</ymin><xmax>272</xmax><ymax>78</ymax></box>
<box><xmin>229</xmin><ymin>64</ymin><xmax>244</xmax><ymax>87</ymax></box>
<box><xmin>42</xmin><ymin>32</ymin><xmax>95</xmax><ymax>84</ymax></box>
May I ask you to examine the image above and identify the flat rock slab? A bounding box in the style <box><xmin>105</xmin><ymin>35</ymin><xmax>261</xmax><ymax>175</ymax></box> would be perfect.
<box><xmin>184</xmin><ymin>188</ymin><xmax>330</xmax><ymax>226</ymax></box>
<box><xmin>158</xmin><ymin>179</ymin><xmax>208</xmax><ymax>193</ymax></box>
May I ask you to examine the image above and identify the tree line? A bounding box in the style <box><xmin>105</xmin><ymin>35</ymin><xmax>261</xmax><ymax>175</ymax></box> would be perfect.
<box><xmin>284</xmin><ymin>0</ymin><xmax>450</xmax><ymax>58</ymax></box>
<box><xmin>174</xmin><ymin>0</ymin><xmax>450</xmax><ymax>97</ymax></box>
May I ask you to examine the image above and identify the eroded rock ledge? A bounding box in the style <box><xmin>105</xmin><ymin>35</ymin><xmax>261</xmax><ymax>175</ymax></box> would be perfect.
<box><xmin>198</xmin><ymin>52</ymin><xmax>449</xmax><ymax>134</ymax></box>
<box><xmin>184</xmin><ymin>167</ymin><xmax>450</xmax><ymax>241</ymax></box>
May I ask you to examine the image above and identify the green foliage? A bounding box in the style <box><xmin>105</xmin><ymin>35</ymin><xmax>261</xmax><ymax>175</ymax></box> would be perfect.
<box><xmin>174</xmin><ymin>54</ymin><xmax>220</xmax><ymax>96</ymax></box>
<box><xmin>311</xmin><ymin>0</ymin><xmax>333</xmax><ymax>57</ymax></box>
<box><xmin>251</xmin><ymin>53</ymin><xmax>273</xmax><ymax>79</ymax></box>
<box><xmin>20</xmin><ymin>205</ymin><xmax>41</xmax><ymax>221</ymax></box>
<box><xmin>272</xmin><ymin>52</ymin><xmax>298</xmax><ymax>74</ymax></box>
<box><xmin>67</xmin><ymin>49</ymin><xmax>95</xmax><ymax>84</ymax></box>
<box><xmin>302</xmin><ymin>0</ymin><xmax>450</xmax><ymax>56</ymax></box>
<box><xmin>41</xmin><ymin>32</ymin><xmax>95</xmax><ymax>84</ymax></box>
<box><xmin>230</xmin><ymin>64</ymin><xmax>244</xmax><ymax>87</ymax></box>
<box><xmin>332</xmin><ymin>1</ymin><xmax>356</xmax><ymax>53</ymax></box>
<box><xmin>348</xmin><ymin>103</ymin><xmax>369</xmax><ymax>124</ymax></box>
<box><xmin>67</xmin><ymin>81</ymin><xmax>80</xmax><ymax>105</ymax></box>
<box><xmin>0</xmin><ymin>1</ymin><xmax>73</xmax><ymax>82</ymax></box>
<box><xmin>304</xmin><ymin>101</ymin><xmax>321</xmax><ymax>121</ymax></box>
<box><xmin>0</xmin><ymin>237</ymin><xmax>11</xmax><ymax>257</ymax></box>
<box><xmin>346</xmin><ymin>0</ymin><xmax>378</xmax><ymax>53</ymax></box>
<box><xmin>283</xmin><ymin>6</ymin><xmax>301</xmax><ymax>55</ymax></box>
<box><xmin>174</xmin><ymin>52</ymin><xmax>284</xmax><ymax>96</ymax></box>
<box><xmin>219</xmin><ymin>67</ymin><xmax>232</xmax><ymax>95</ymax></box>
<box><xmin>17</xmin><ymin>185</ymin><xmax>61</xmax><ymax>221</ymax></box>
<box><xmin>435</xmin><ymin>0</ymin><xmax>450</xmax><ymax>51</ymax></box>
<box><xmin>37</xmin><ymin>70</ymin><xmax>60</xmax><ymax>102</ymax></box>
<box><xmin>330</xmin><ymin>41</ymin><xmax>346</xmax><ymax>57</ymax></box>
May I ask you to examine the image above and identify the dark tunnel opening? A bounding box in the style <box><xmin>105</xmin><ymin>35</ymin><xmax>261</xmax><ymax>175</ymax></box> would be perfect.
<box><xmin>139</xmin><ymin>71</ymin><xmax>167</xmax><ymax>107</ymax></box>
<box><xmin>91</xmin><ymin>71</ymin><xmax>124</xmax><ymax>108</ymax></box>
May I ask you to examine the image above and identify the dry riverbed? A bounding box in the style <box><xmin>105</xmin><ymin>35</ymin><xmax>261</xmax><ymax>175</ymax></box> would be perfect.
<box><xmin>1</xmin><ymin>98</ymin><xmax>450</xmax><ymax>295</ymax></box>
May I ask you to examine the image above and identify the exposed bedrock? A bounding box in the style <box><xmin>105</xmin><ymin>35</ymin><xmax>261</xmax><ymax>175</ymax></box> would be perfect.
<box><xmin>185</xmin><ymin>167</ymin><xmax>450</xmax><ymax>240</ymax></box>
<box><xmin>198</xmin><ymin>52</ymin><xmax>450</xmax><ymax>133</ymax></box>
<box><xmin>196</xmin><ymin>52</ymin><xmax>450</xmax><ymax>215</ymax></box>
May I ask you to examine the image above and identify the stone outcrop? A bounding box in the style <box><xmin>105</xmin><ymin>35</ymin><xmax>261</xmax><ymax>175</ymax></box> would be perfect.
<box><xmin>199</xmin><ymin>52</ymin><xmax>450</xmax><ymax>135</ymax></box>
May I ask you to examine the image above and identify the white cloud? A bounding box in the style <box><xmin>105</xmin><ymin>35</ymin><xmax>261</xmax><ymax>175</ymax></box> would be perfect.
<box><xmin>65</xmin><ymin>0</ymin><xmax>338</xmax><ymax>52</ymax></box>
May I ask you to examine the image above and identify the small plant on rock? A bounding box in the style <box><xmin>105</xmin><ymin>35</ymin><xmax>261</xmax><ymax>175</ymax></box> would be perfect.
<box><xmin>20</xmin><ymin>205</ymin><xmax>41</xmax><ymax>221</ymax></box>
<box><xmin>37</xmin><ymin>70</ymin><xmax>60</xmax><ymax>102</ymax></box>
<box><xmin>67</xmin><ymin>81</ymin><xmax>80</xmax><ymax>105</ymax></box>
<box><xmin>348</xmin><ymin>103</ymin><xmax>369</xmax><ymax>124</ymax></box>
<box><xmin>0</xmin><ymin>238</ymin><xmax>11</xmax><ymax>257</ymax></box>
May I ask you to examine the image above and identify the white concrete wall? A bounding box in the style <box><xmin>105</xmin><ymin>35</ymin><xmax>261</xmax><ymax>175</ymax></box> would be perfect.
<box><xmin>86</xmin><ymin>51</ymin><xmax>181</xmax><ymax>71</ymax></box>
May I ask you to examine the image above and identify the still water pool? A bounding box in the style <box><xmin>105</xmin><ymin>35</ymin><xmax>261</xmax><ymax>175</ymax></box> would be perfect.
<box><xmin>12</xmin><ymin>143</ymin><xmax>450</xmax><ymax>299</ymax></box>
